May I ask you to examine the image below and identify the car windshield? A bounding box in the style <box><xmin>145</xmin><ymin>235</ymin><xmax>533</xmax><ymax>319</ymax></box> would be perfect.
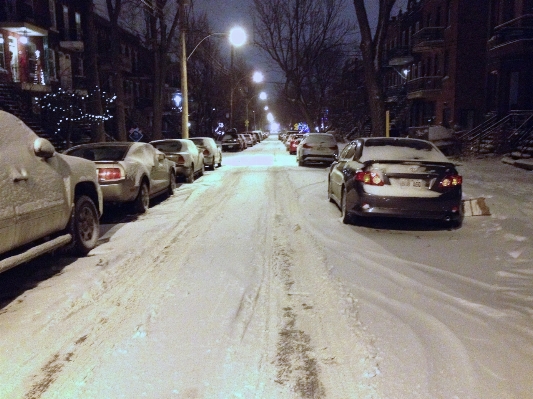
<box><xmin>360</xmin><ymin>138</ymin><xmax>449</xmax><ymax>162</ymax></box>
<box><xmin>190</xmin><ymin>139</ymin><xmax>207</xmax><ymax>146</ymax></box>
<box><xmin>304</xmin><ymin>134</ymin><xmax>336</xmax><ymax>144</ymax></box>
<box><xmin>66</xmin><ymin>145</ymin><xmax>130</xmax><ymax>161</ymax></box>
<box><xmin>222</xmin><ymin>134</ymin><xmax>238</xmax><ymax>141</ymax></box>
<box><xmin>151</xmin><ymin>141</ymin><xmax>183</xmax><ymax>153</ymax></box>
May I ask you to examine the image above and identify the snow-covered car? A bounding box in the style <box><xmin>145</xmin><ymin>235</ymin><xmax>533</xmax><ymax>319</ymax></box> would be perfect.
<box><xmin>219</xmin><ymin>131</ymin><xmax>242</xmax><ymax>152</ymax></box>
<box><xmin>0</xmin><ymin>111</ymin><xmax>103</xmax><ymax>274</ymax></box>
<box><xmin>296</xmin><ymin>133</ymin><xmax>338</xmax><ymax>166</ymax></box>
<box><xmin>190</xmin><ymin>137</ymin><xmax>222</xmax><ymax>170</ymax></box>
<box><xmin>150</xmin><ymin>139</ymin><xmax>204</xmax><ymax>183</ymax></box>
<box><xmin>327</xmin><ymin>137</ymin><xmax>463</xmax><ymax>227</ymax></box>
<box><xmin>64</xmin><ymin>142</ymin><xmax>176</xmax><ymax>213</ymax></box>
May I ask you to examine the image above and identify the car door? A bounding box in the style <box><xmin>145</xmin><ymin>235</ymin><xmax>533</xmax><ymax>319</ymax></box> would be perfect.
<box><xmin>0</xmin><ymin>148</ymin><xmax>17</xmax><ymax>254</ymax></box>
<box><xmin>146</xmin><ymin>144</ymin><xmax>169</xmax><ymax>194</ymax></box>
<box><xmin>6</xmin><ymin>134</ymin><xmax>68</xmax><ymax>250</ymax></box>
<box><xmin>329</xmin><ymin>143</ymin><xmax>356</xmax><ymax>200</ymax></box>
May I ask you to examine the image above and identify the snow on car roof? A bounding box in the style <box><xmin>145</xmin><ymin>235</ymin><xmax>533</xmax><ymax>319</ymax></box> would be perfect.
<box><xmin>360</xmin><ymin>138</ymin><xmax>450</xmax><ymax>163</ymax></box>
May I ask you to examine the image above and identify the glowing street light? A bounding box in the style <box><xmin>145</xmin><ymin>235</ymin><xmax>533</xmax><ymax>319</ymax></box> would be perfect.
<box><xmin>228</xmin><ymin>26</ymin><xmax>247</xmax><ymax>47</ymax></box>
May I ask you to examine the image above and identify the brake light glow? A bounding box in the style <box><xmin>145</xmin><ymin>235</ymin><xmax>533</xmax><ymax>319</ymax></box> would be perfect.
<box><xmin>439</xmin><ymin>174</ymin><xmax>462</xmax><ymax>188</ymax></box>
<box><xmin>302</xmin><ymin>143</ymin><xmax>312</xmax><ymax>148</ymax></box>
<box><xmin>98</xmin><ymin>167</ymin><xmax>124</xmax><ymax>182</ymax></box>
<box><xmin>355</xmin><ymin>171</ymin><xmax>385</xmax><ymax>186</ymax></box>
<box><xmin>203</xmin><ymin>149</ymin><xmax>210</xmax><ymax>156</ymax></box>
<box><xmin>175</xmin><ymin>155</ymin><xmax>185</xmax><ymax>165</ymax></box>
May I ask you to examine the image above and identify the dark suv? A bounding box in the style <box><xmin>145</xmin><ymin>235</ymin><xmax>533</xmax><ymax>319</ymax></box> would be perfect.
<box><xmin>220</xmin><ymin>130</ymin><xmax>242</xmax><ymax>152</ymax></box>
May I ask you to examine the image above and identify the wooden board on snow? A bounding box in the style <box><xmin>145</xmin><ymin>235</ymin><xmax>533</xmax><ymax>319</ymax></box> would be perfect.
<box><xmin>462</xmin><ymin>197</ymin><xmax>491</xmax><ymax>217</ymax></box>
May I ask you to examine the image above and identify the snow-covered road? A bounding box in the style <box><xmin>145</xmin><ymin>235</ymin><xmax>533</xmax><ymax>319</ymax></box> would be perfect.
<box><xmin>1</xmin><ymin>136</ymin><xmax>532</xmax><ymax>398</ymax></box>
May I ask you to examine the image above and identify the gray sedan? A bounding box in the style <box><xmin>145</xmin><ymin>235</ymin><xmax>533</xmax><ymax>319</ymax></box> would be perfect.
<box><xmin>190</xmin><ymin>137</ymin><xmax>222</xmax><ymax>170</ymax></box>
<box><xmin>64</xmin><ymin>142</ymin><xmax>176</xmax><ymax>213</ymax></box>
<box><xmin>150</xmin><ymin>139</ymin><xmax>205</xmax><ymax>183</ymax></box>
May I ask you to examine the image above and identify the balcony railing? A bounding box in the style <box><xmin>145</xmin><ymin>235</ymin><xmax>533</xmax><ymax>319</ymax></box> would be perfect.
<box><xmin>385</xmin><ymin>46</ymin><xmax>413</xmax><ymax>66</ymax></box>
<box><xmin>406</xmin><ymin>76</ymin><xmax>442</xmax><ymax>98</ymax></box>
<box><xmin>412</xmin><ymin>27</ymin><xmax>445</xmax><ymax>52</ymax></box>
<box><xmin>488</xmin><ymin>14</ymin><xmax>533</xmax><ymax>55</ymax></box>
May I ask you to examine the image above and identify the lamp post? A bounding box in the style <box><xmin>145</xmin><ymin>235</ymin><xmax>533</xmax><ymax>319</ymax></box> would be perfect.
<box><xmin>228</xmin><ymin>27</ymin><xmax>247</xmax><ymax>129</ymax></box>
<box><xmin>245</xmin><ymin>91</ymin><xmax>267</xmax><ymax>131</ymax></box>
<box><xmin>180</xmin><ymin>24</ymin><xmax>245</xmax><ymax>139</ymax></box>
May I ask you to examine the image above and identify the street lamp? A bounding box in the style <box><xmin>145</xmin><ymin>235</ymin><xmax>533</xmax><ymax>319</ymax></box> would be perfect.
<box><xmin>180</xmin><ymin>22</ymin><xmax>246</xmax><ymax>139</ymax></box>
<box><xmin>228</xmin><ymin>26</ymin><xmax>247</xmax><ymax>129</ymax></box>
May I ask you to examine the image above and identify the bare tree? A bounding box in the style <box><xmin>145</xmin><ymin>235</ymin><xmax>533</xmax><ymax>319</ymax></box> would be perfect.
<box><xmin>352</xmin><ymin>0</ymin><xmax>397</xmax><ymax>136</ymax></box>
<box><xmin>252</xmin><ymin>0</ymin><xmax>351</xmax><ymax>129</ymax></box>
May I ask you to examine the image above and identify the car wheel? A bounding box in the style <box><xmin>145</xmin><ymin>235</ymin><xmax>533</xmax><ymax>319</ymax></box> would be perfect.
<box><xmin>199</xmin><ymin>162</ymin><xmax>205</xmax><ymax>177</ymax></box>
<box><xmin>210</xmin><ymin>160</ymin><xmax>216</xmax><ymax>170</ymax></box>
<box><xmin>67</xmin><ymin>195</ymin><xmax>100</xmax><ymax>255</ymax></box>
<box><xmin>298</xmin><ymin>157</ymin><xmax>304</xmax><ymax>166</ymax></box>
<box><xmin>341</xmin><ymin>187</ymin><xmax>353</xmax><ymax>225</ymax></box>
<box><xmin>186</xmin><ymin>165</ymin><xmax>195</xmax><ymax>183</ymax></box>
<box><xmin>133</xmin><ymin>181</ymin><xmax>150</xmax><ymax>213</ymax></box>
<box><xmin>168</xmin><ymin>172</ymin><xmax>176</xmax><ymax>196</ymax></box>
<box><xmin>217</xmin><ymin>155</ymin><xmax>222</xmax><ymax>167</ymax></box>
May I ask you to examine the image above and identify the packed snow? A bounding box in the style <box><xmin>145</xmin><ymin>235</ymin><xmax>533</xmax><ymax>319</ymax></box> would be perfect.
<box><xmin>1</xmin><ymin>136</ymin><xmax>532</xmax><ymax>399</ymax></box>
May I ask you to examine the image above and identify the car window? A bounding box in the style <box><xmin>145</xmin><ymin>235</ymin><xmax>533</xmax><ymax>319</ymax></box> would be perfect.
<box><xmin>339</xmin><ymin>144</ymin><xmax>355</xmax><ymax>161</ymax></box>
<box><xmin>304</xmin><ymin>134</ymin><xmax>336</xmax><ymax>144</ymax></box>
<box><xmin>360</xmin><ymin>138</ymin><xmax>449</xmax><ymax>162</ymax></box>
<box><xmin>67</xmin><ymin>146</ymin><xmax>129</xmax><ymax>161</ymax></box>
<box><xmin>222</xmin><ymin>133</ymin><xmax>238</xmax><ymax>140</ymax></box>
<box><xmin>190</xmin><ymin>139</ymin><xmax>205</xmax><ymax>146</ymax></box>
<box><xmin>152</xmin><ymin>141</ymin><xmax>183</xmax><ymax>152</ymax></box>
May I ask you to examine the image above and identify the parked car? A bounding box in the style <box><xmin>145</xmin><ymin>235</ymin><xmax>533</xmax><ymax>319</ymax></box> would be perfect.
<box><xmin>327</xmin><ymin>137</ymin><xmax>463</xmax><ymax>226</ymax></box>
<box><xmin>150</xmin><ymin>139</ymin><xmax>205</xmax><ymax>183</ymax></box>
<box><xmin>219</xmin><ymin>130</ymin><xmax>242</xmax><ymax>152</ymax></box>
<box><xmin>65</xmin><ymin>142</ymin><xmax>176</xmax><ymax>213</ymax></box>
<box><xmin>289</xmin><ymin>137</ymin><xmax>303</xmax><ymax>155</ymax></box>
<box><xmin>240</xmin><ymin>133</ymin><xmax>254</xmax><ymax>147</ymax></box>
<box><xmin>190</xmin><ymin>137</ymin><xmax>222</xmax><ymax>170</ymax></box>
<box><xmin>287</xmin><ymin>133</ymin><xmax>305</xmax><ymax>153</ymax></box>
<box><xmin>296</xmin><ymin>133</ymin><xmax>338</xmax><ymax>166</ymax></box>
<box><xmin>0</xmin><ymin>111</ymin><xmax>103</xmax><ymax>273</ymax></box>
<box><xmin>237</xmin><ymin>135</ymin><xmax>248</xmax><ymax>150</ymax></box>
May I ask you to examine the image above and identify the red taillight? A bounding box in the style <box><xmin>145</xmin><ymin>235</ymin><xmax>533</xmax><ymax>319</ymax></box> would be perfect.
<box><xmin>302</xmin><ymin>143</ymin><xmax>312</xmax><ymax>148</ymax></box>
<box><xmin>329</xmin><ymin>146</ymin><xmax>337</xmax><ymax>150</ymax></box>
<box><xmin>98</xmin><ymin>167</ymin><xmax>123</xmax><ymax>182</ymax></box>
<box><xmin>203</xmin><ymin>149</ymin><xmax>210</xmax><ymax>156</ymax></box>
<box><xmin>176</xmin><ymin>155</ymin><xmax>185</xmax><ymax>164</ymax></box>
<box><xmin>439</xmin><ymin>174</ymin><xmax>462</xmax><ymax>188</ymax></box>
<box><xmin>355</xmin><ymin>171</ymin><xmax>385</xmax><ymax>186</ymax></box>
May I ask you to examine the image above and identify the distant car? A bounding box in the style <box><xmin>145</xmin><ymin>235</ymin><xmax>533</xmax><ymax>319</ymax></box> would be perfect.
<box><xmin>220</xmin><ymin>131</ymin><xmax>242</xmax><ymax>152</ymax></box>
<box><xmin>150</xmin><ymin>139</ymin><xmax>205</xmax><ymax>183</ymax></box>
<box><xmin>0</xmin><ymin>111</ymin><xmax>103</xmax><ymax>273</ymax></box>
<box><xmin>296</xmin><ymin>133</ymin><xmax>338</xmax><ymax>166</ymax></box>
<box><xmin>190</xmin><ymin>137</ymin><xmax>222</xmax><ymax>170</ymax></box>
<box><xmin>289</xmin><ymin>137</ymin><xmax>302</xmax><ymax>155</ymax></box>
<box><xmin>65</xmin><ymin>142</ymin><xmax>176</xmax><ymax>213</ymax></box>
<box><xmin>241</xmin><ymin>133</ymin><xmax>254</xmax><ymax>147</ymax></box>
<box><xmin>327</xmin><ymin>137</ymin><xmax>463</xmax><ymax>226</ymax></box>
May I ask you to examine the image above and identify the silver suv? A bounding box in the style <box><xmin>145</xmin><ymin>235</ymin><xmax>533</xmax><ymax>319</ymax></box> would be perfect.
<box><xmin>0</xmin><ymin>111</ymin><xmax>103</xmax><ymax>274</ymax></box>
<box><xmin>296</xmin><ymin>133</ymin><xmax>339</xmax><ymax>166</ymax></box>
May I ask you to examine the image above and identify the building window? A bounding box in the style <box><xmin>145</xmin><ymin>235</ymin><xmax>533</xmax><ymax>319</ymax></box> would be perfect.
<box><xmin>0</xmin><ymin>36</ymin><xmax>5</xmax><ymax>70</ymax></box>
<box><xmin>77</xmin><ymin>55</ymin><xmax>83</xmax><ymax>76</ymax></box>
<box><xmin>75</xmin><ymin>12</ymin><xmax>82</xmax><ymax>40</ymax></box>
<box><xmin>63</xmin><ymin>5</ymin><xmax>69</xmax><ymax>40</ymax></box>
<box><xmin>49</xmin><ymin>0</ymin><xmax>57</xmax><ymax>29</ymax></box>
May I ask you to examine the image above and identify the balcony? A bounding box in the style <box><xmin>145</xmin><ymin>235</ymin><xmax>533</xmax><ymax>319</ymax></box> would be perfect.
<box><xmin>406</xmin><ymin>76</ymin><xmax>442</xmax><ymax>99</ymax></box>
<box><xmin>412</xmin><ymin>27</ymin><xmax>444</xmax><ymax>52</ymax></box>
<box><xmin>488</xmin><ymin>15</ymin><xmax>533</xmax><ymax>58</ymax></box>
<box><xmin>385</xmin><ymin>47</ymin><xmax>414</xmax><ymax>66</ymax></box>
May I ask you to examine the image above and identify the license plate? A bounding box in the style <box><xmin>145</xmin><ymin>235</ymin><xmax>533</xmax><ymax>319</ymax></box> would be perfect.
<box><xmin>400</xmin><ymin>179</ymin><xmax>426</xmax><ymax>189</ymax></box>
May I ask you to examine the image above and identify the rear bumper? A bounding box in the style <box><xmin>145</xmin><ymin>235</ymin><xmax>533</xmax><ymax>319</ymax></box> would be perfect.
<box><xmin>301</xmin><ymin>153</ymin><xmax>337</xmax><ymax>163</ymax></box>
<box><xmin>348</xmin><ymin>192</ymin><xmax>463</xmax><ymax>221</ymax></box>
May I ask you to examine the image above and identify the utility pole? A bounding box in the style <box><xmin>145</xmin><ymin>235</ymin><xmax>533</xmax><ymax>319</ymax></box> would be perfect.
<box><xmin>180</xmin><ymin>0</ymin><xmax>189</xmax><ymax>138</ymax></box>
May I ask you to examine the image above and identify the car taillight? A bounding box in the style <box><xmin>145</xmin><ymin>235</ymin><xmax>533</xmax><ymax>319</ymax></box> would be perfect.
<box><xmin>98</xmin><ymin>167</ymin><xmax>123</xmax><ymax>182</ymax></box>
<box><xmin>302</xmin><ymin>143</ymin><xmax>312</xmax><ymax>148</ymax></box>
<box><xmin>439</xmin><ymin>174</ymin><xmax>462</xmax><ymax>188</ymax></box>
<box><xmin>355</xmin><ymin>171</ymin><xmax>385</xmax><ymax>186</ymax></box>
<box><xmin>176</xmin><ymin>155</ymin><xmax>185</xmax><ymax>164</ymax></box>
<box><xmin>203</xmin><ymin>149</ymin><xmax>210</xmax><ymax>156</ymax></box>
<box><xmin>329</xmin><ymin>146</ymin><xmax>337</xmax><ymax>150</ymax></box>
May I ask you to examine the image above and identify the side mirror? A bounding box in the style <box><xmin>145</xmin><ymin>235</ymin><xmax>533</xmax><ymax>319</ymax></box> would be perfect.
<box><xmin>34</xmin><ymin>138</ymin><xmax>56</xmax><ymax>159</ymax></box>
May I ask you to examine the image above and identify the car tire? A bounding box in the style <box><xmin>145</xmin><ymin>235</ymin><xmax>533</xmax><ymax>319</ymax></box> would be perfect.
<box><xmin>217</xmin><ymin>155</ymin><xmax>222</xmax><ymax>167</ymax></box>
<box><xmin>133</xmin><ymin>181</ymin><xmax>150</xmax><ymax>213</ymax></box>
<box><xmin>199</xmin><ymin>162</ymin><xmax>205</xmax><ymax>177</ymax></box>
<box><xmin>67</xmin><ymin>195</ymin><xmax>100</xmax><ymax>255</ymax></box>
<box><xmin>298</xmin><ymin>157</ymin><xmax>304</xmax><ymax>166</ymax></box>
<box><xmin>341</xmin><ymin>187</ymin><xmax>353</xmax><ymax>225</ymax></box>
<box><xmin>186</xmin><ymin>165</ymin><xmax>195</xmax><ymax>183</ymax></box>
<box><xmin>168</xmin><ymin>172</ymin><xmax>176</xmax><ymax>196</ymax></box>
